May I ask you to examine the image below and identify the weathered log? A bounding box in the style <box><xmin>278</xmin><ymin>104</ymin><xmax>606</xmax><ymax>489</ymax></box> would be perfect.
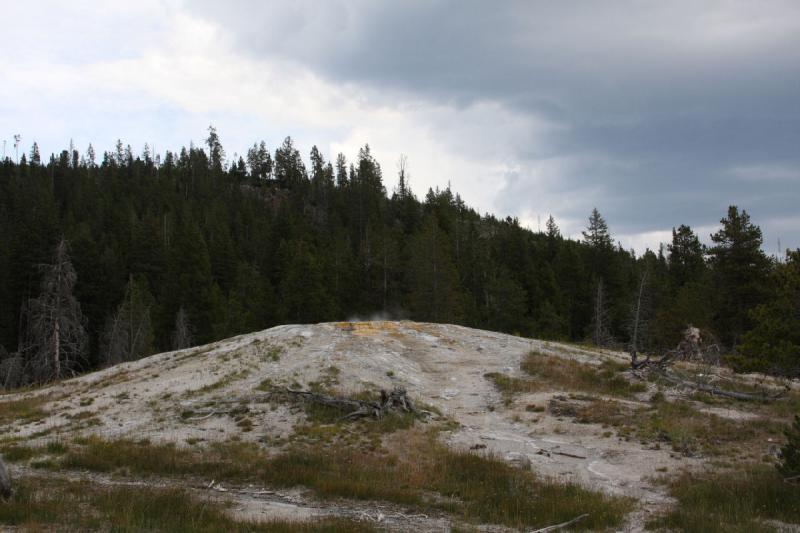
<box><xmin>658</xmin><ymin>370</ymin><xmax>785</xmax><ymax>402</ymax></box>
<box><xmin>0</xmin><ymin>456</ymin><xmax>11</xmax><ymax>499</ymax></box>
<box><xmin>284</xmin><ymin>386</ymin><xmax>420</xmax><ymax>421</ymax></box>
<box><xmin>530</xmin><ymin>513</ymin><xmax>589</xmax><ymax>532</ymax></box>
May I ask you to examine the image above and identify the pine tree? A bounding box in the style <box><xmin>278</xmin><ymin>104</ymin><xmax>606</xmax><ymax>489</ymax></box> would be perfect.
<box><xmin>668</xmin><ymin>225</ymin><xmax>705</xmax><ymax>287</ymax></box>
<box><xmin>709</xmin><ymin>206</ymin><xmax>771</xmax><ymax>347</ymax></box>
<box><xmin>582</xmin><ymin>208</ymin><xmax>612</xmax><ymax>249</ymax></box>
<box><xmin>406</xmin><ymin>215</ymin><xmax>463</xmax><ymax>323</ymax></box>
<box><xmin>738</xmin><ymin>249</ymin><xmax>800</xmax><ymax>376</ymax></box>
<box><xmin>206</xmin><ymin>125</ymin><xmax>225</xmax><ymax>171</ymax></box>
<box><xmin>29</xmin><ymin>142</ymin><xmax>41</xmax><ymax>166</ymax></box>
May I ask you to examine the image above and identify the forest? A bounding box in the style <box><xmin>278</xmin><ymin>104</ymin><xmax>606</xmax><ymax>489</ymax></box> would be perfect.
<box><xmin>1</xmin><ymin>127</ymin><xmax>798</xmax><ymax>387</ymax></box>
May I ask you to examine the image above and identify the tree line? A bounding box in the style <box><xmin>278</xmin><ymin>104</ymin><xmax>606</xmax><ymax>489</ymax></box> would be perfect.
<box><xmin>0</xmin><ymin>127</ymin><xmax>797</xmax><ymax>387</ymax></box>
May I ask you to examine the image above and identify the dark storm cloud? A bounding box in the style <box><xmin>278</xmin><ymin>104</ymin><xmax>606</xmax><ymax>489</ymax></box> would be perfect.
<box><xmin>191</xmin><ymin>0</ymin><xmax>800</xmax><ymax>248</ymax></box>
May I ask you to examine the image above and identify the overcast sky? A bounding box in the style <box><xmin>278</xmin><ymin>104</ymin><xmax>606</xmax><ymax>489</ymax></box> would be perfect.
<box><xmin>2</xmin><ymin>1</ymin><xmax>798</xmax><ymax>254</ymax></box>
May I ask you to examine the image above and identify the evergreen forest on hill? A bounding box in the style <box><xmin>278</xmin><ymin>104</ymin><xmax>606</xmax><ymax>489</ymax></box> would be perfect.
<box><xmin>1</xmin><ymin>127</ymin><xmax>798</xmax><ymax>386</ymax></box>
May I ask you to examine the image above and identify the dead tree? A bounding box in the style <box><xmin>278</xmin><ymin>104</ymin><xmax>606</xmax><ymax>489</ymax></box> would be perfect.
<box><xmin>0</xmin><ymin>347</ymin><xmax>24</xmax><ymax>390</ymax></box>
<box><xmin>0</xmin><ymin>456</ymin><xmax>10</xmax><ymax>499</ymax></box>
<box><xmin>628</xmin><ymin>271</ymin><xmax>649</xmax><ymax>367</ymax></box>
<box><xmin>18</xmin><ymin>239</ymin><xmax>88</xmax><ymax>384</ymax></box>
<box><xmin>590</xmin><ymin>279</ymin><xmax>612</xmax><ymax>347</ymax></box>
<box><xmin>102</xmin><ymin>275</ymin><xmax>154</xmax><ymax>365</ymax></box>
<box><xmin>171</xmin><ymin>306</ymin><xmax>194</xmax><ymax>350</ymax></box>
<box><xmin>632</xmin><ymin>326</ymin><xmax>785</xmax><ymax>402</ymax></box>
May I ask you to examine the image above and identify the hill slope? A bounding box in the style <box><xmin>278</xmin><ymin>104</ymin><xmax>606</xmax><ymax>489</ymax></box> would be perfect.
<box><xmin>1</xmin><ymin>321</ymin><xmax>797</xmax><ymax>531</ymax></box>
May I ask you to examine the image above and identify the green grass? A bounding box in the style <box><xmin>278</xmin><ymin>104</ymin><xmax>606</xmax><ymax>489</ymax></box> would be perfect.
<box><xmin>44</xmin><ymin>432</ymin><xmax>632</xmax><ymax>530</ymax></box>
<box><xmin>648</xmin><ymin>465</ymin><xmax>800</xmax><ymax>532</ymax></box>
<box><xmin>0</xmin><ymin>476</ymin><xmax>375</xmax><ymax>532</ymax></box>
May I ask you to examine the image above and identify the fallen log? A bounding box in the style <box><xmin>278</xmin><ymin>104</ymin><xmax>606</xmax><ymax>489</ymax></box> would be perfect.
<box><xmin>283</xmin><ymin>386</ymin><xmax>421</xmax><ymax>421</ymax></box>
<box><xmin>658</xmin><ymin>370</ymin><xmax>785</xmax><ymax>402</ymax></box>
<box><xmin>0</xmin><ymin>456</ymin><xmax>11</xmax><ymax>499</ymax></box>
<box><xmin>530</xmin><ymin>513</ymin><xmax>589</xmax><ymax>532</ymax></box>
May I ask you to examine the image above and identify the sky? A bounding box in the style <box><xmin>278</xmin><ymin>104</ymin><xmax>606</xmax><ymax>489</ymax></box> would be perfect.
<box><xmin>2</xmin><ymin>1</ymin><xmax>799</xmax><ymax>255</ymax></box>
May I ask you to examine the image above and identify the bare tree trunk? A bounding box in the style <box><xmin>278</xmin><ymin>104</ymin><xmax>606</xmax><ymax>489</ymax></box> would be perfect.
<box><xmin>54</xmin><ymin>263</ymin><xmax>62</xmax><ymax>379</ymax></box>
<box><xmin>19</xmin><ymin>239</ymin><xmax>87</xmax><ymax>384</ymax></box>
<box><xmin>0</xmin><ymin>456</ymin><xmax>10</xmax><ymax>499</ymax></box>
<box><xmin>629</xmin><ymin>271</ymin><xmax>648</xmax><ymax>366</ymax></box>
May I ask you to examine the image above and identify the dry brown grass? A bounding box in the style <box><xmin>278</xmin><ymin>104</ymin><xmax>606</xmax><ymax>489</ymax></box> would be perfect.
<box><xmin>485</xmin><ymin>350</ymin><xmax>646</xmax><ymax>400</ymax></box>
<box><xmin>0</xmin><ymin>395</ymin><xmax>49</xmax><ymax>426</ymax></box>
<box><xmin>562</xmin><ymin>395</ymin><xmax>783</xmax><ymax>457</ymax></box>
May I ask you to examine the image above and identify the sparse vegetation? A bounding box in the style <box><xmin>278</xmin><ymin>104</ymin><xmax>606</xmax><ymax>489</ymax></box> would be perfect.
<box><xmin>0</xmin><ymin>396</ymin><xmax>48</xmax><ymax>426</ymax></box>
<box><xmin>648</xmin><ymin>466</ymin><xmax>800</xmax><ymax>532</ymax></box>
<box><xmin>523</xmin><ymin>351</ymin><xmax>647</xmax><ymax>397</ymax></box>
<box><xmin>0</xmin><ymin>476</ymin><xmax>375</xmax><ymax>532</ymax></box>
<box><xmin>33</xmin><ymin>431</ymin><xmax>631</xmax><ymax>530</ymax></box>
<box><xmin>486</xmin><ymin>350</ymin><xmax>646</xmax><ymax>400</ymax></box>
<box><xmin>559</xmin><ymin>395</ymin><xmax>781</xmax><ymax>457</ymax></box>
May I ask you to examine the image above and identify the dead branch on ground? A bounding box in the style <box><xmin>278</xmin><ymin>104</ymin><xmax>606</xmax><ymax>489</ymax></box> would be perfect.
<box><xmin>180</xmin><ymin>387</ymin><xmax>430</xmax><ymax>421</ymax></box>
<box><xmin>283</xmin><ymin>386</ymin><xmax>421</xmax><ymax>421</ymax></box>
<box><xmin>631</xmin><ymin>327</ymin><xmax>785</xmax><ymax>402</ymax></box>
<box><xmin>529</xmin><ymin>513</ymin><xmax>589</xmax><ymax>532</ymax></box>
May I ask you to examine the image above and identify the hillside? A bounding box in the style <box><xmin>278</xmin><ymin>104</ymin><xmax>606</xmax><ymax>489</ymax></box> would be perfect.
<box><xmin>1</xmin><ymin>321</ymin><xmax>798</xmax><ymax>531</ymax></box>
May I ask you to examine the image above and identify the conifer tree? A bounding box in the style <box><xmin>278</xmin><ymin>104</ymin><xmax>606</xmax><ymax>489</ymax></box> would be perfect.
<box><xmin>406</xmin><ymin>215</ymin><xmax>463</xmax><ymax>323</ymax></box>
<box><xmin>709</xmin><ymin>206</ymin><xmax>770</xmax><ymax>347</ymax></box>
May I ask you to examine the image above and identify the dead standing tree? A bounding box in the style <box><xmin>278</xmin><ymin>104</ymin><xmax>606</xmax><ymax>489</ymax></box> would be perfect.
<box><xmin>102</xmin><ymin>275</ymin><xmax>154</xmax><ymax>365</ymax></box>
<box><xmin>18</xmin><ymin>239</ymin><xmax>88</xmax><ymax>384</ymax></box>
<box><xmin>628</xmin><ymin>271</ymin><xmax>649</xmax><ymax>367</ymax></box>
<box><xmin>590</xmin><ymin>279</ymin><xmax>612</xmax><ymax>347</ymax></box>
<box><xmin>0</xmin><ymin>455</ymin><xmax>10</xmax><ymax>499</ymax></box>
<box><xmin>171</xmin><ymin>306</ymin><xmax>194</xmax><ymax>351</ymax></box>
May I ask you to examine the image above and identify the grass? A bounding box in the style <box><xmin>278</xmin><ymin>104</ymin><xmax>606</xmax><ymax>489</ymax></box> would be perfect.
<box><xmin>648</xmin><ymin>465</ymin><xmax>800</xmax><ymax>532</ymax></box>
<box><xmin>38</xmin><ymin>431</ymin><xmax>632</xmax><ymax>530</ymax></box>
<box><xmin>0</xmin><ymin>395</ymin><xmax>48</xmax><ymax>426</ymax></box>
<box><xmin>0</xmin><ymin>476</ymin><xmax>376</xmax><ymax>532</ymax></box>
<box><xmin>485</xmin><ymin>351</ymin><xmax>645</xmax><ymax>401</ymax></box>
<box><xmin>563</xmin><ymin>395</ymin><xmax>781</xmax><ymax>457</ymax></box>
<box><xmin>522</xmin><ymin>351</ymin><xmax>647</xmax><ymax>397</ymax></box>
